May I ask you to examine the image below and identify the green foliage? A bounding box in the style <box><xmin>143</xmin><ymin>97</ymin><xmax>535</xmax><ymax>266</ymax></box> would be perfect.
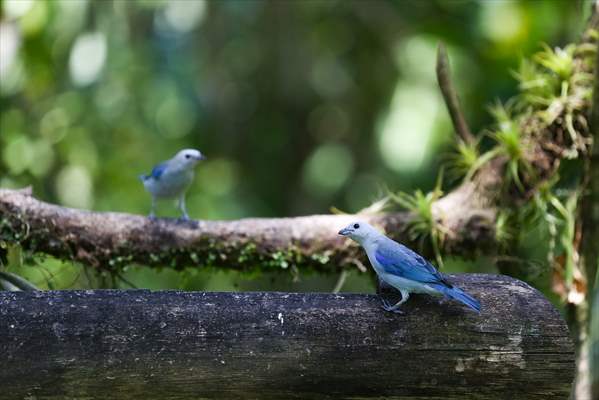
<box><xmin>437</xmin><ymin>20</ymin><xmax>595</xmax><ymax>302</ymax></box>
<box><xmin>516</xmin><ymin>40</ymin><xmax>594</xmax><ymax>156</ymax></box>
<box><xmin>446</xmin><ymin>140</ymin><xmax>478</xmax><ymax>181</ymax></box>
<box><xmin>357</xmin><ymin>196</ymin><xmax>393</xmax><ymax>215</ymax></box>
<box><xmin>488</xmin><ymin>102</ymin><xmax>532</xmax><ymax>192</ymax></box>
<box><xmin>513</xmin><ymin>59</ymin><xmax>559</xmax><ymax>107</ymax></box>
<box><xmin>514</xmin><ymin>43</ymin><xmax>581</xmax><ymax>110</ymax></box>
<box><xmin>534</xmin><ymin>44</ymin><xmax>576</xmax><ymax>82</ymax></box>
<box><xmin>494</xmin><ymin>211</ymin><xmax>514</xmax><ymax>249</ymax></box>
<box><xmin>390</xmin><ymin>171</ymin><xmax>446</xmax><ymax>268</ymax></box>
<box><xmin>451</xmin><ymin>140</ymin><xmax>479</xmax><ymax>178</ymax></box>
<box><xmin>547</xmin><ymin>191</ymin><xmax>579</xmax><ymax>286</ymax></box>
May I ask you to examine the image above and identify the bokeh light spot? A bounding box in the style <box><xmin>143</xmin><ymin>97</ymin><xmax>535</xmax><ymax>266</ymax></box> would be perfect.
<box><xmin>3</xmin><ymin>136</ymin><xmax>34</xmax><ymax>174</ymax></box>
<box><xmin>20</xmin><ymin>0</ymin><xmax>48</xmax><ymax>36</ymax></box>
<box><xmin>40</xmin><ymin>108</ymin><xmax>70</xmax><ymax>143</ymax></box>
<box><xmin>377</xmin><ymin>83</ymin><xmax>444</xmax><ymax>172</ymax></box>
<box><xmin>29</xmin><ymin>139</ymin><xmax>55</xmax><ymax>177</ymax></box>
<box><xmin>155</xmin><ymin>94</ymin><xmax>196</xmax><ymax>138</ymax></box>
<box><xmin>479</xmin><ymin>1</ymin><xmax>526</xmax><ymax>44</ymax></box>
<box><xmin>66</xmin><ymin>132</ymin><xmax>99</xmax><ymax>174</ymax></box>
<box><xmin>160</xmin><ymin>0</ymin><xmax>207</xmax><ymax>34</ymax></box>
<box><xmin>394</xmin><ymin>36</ymin><xmax>438</xmax><ymax>83</ymax></box>
<box><xmin>69</xmin><ymin>32</ymin><xmax>107</xmax><ymax>86</ymax></box>
<box><xmin>303</xmin><ymin>143</ymin><xmax>354</xmax><ymax>196</ymax></box>
<box><xmin>0</xmin><ymin>23</ymin><xmax>20</xmax><ymax>80</ymax></box>
<box><xmin>55</xmin><ymin>165</ymin><xmax>93</xmax><ymax>209</ymax></box>
<box><xmin>3</xmin><ymin>0</ymin><xmax>34</xmax><ymax>19</ymax></box>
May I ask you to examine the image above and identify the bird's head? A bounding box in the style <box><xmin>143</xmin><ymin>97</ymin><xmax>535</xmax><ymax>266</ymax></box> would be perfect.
<box><xmin>338</xmin><ymin>221</ymin><xmax>380</xmax><ymax>245</ymax></box>
<box><xmin>173</xmin><ymin>149</ymin><xmax>206</xmax><ymax>169</ymax></box>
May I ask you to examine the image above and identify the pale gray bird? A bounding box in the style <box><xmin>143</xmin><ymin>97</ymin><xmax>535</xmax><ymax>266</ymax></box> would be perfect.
<box><xmin>139</xmin><ymin>149</ymin><xmax>206</xmax><ymax>220</ymax></box>
<box><xmin>339</xmin><ymin>221</ymin><xmax>480</xmax><ymax>314</ymax></box>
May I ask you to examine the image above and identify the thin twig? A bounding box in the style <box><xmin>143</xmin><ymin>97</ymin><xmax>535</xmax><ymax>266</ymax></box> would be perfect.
<box><xmin>0</xmin><ymin>271</ymin><xmax>38</xmax><ymax>291</ymax></box>
<box><xmin>436</xmin><ymin>43</ymin><xmax>475</xmax><ymax>144</ymax></box>
<box><xmin>332</xmin><ymin>270</ymin><xmax>348</xmax><ymax>293</ymax></box>
<box><xmin>83</xmin><ymin>265</ymin><xmax>94</xmax><ymax>288</ymax></box>
<box><xmin>0</xmin><ymin>278</ymin><xmax>20</xmax><ymax>291</ymax></box>
<box><xmin>115</xmin><ymin>272</ymin><xmax>138</xmax><ymax>289</ymax></box>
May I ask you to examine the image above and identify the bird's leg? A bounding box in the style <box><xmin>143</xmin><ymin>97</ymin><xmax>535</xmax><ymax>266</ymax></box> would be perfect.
<box><xmin>178</xmin><ymin>194</ymin><xmax>189</xmax><ymax>220</ymax></box>
<box><xmin>149</xmin><ymin>196</ymin><xmax>157</xmax><ymax>219</ymax></box>
<box><xmin>381</xmin><ymin>290</ymin><xmax>409</xmax><ymax>314</ymax></box>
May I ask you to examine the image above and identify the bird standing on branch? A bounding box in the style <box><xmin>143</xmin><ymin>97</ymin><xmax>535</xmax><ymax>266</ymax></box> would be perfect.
<box><xmin>139</xmin><ymin>149</ymin><xmax>206</xmax><ymax>220</ymax></box>
<box><xmin>338</xmin><ymin>221</ymin><xmax>480</xmax><ymax>314</ymax></box>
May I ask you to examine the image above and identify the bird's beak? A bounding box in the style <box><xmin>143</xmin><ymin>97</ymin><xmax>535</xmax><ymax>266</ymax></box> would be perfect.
<box><xmin>197</xmin><ymin>154</ymin><xmax>206</xmax><ymax>161</ymax></box>
<box><xmin>338</xmin><ymin>228</ymin><xmax>352</xmax><ymax>236</ymax></box>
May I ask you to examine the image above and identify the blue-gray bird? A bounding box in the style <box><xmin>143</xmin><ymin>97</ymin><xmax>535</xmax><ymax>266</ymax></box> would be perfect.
<box><xmin>139</xmin><ymin>149</ymin><xmax>206</xmax><ymax>220</ymax></box>
<box><xmin>338</xmin><ymin>221</ymin><xmax>480</xmax><ymax>314</ymax></box>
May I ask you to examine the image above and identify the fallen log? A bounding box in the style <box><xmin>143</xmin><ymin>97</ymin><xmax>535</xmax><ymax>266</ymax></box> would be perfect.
<box><xmin>0</xmin><ymin>274</ymin><xmax>574</xmax><ymax>399</ymax></box>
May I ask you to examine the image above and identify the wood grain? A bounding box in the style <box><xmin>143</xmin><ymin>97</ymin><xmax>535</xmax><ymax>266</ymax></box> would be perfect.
<box><xmin>0</xmin><ymin>274</ymin><xmax>574</xmax><ymax>399</ymax></box>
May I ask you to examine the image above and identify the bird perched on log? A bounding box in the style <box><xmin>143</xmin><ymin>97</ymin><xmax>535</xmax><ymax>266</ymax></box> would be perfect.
<box><xmin>139</xmin><ymin>149</ymin><xmax>206</xmax><ymax>220</ymax></box>
<box><xmin>338</xmin><ymin>221</ymin><xmax>480</xmax><ymax>314</ymax></box>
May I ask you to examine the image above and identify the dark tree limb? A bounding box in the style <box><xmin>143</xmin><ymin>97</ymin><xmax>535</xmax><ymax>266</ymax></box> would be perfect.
<box><xmin>436</xmin><ymin>43</ymin><xmax>475</xmax><ymax>144</ymax></box>
<box><xmin>0</xmin><ymin>270</ymin><xmax>38</xmax><ymax>291</ymax></box>
<box><xmin>0</xmin><ymin>275</ymin><xmax>574</xmax><ymax>400</ymax></box>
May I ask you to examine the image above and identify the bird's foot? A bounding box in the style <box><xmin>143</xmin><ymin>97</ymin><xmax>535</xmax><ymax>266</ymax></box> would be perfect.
<box><xmin>381</xmin><ymin>299</ymin><xmax>404</xmax><ymax>314</ymax></box>
<box><xmin>179</xmin><ymin>213</ymin><xmax>190</xmax><ymax>222</ymax></box>
<box><xmin>176</xmin><ymin>216</ymin><xmax>198</xmax><ymax>228</ymax></box>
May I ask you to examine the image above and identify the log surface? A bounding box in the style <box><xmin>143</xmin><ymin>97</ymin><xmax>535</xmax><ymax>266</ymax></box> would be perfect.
<box><xmin>0</xmin><ymin>274</ymin><xmax>574</xmax><ymax>399</ymax></box>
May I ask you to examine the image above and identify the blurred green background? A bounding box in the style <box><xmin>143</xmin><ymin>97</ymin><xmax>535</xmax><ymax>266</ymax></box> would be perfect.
<box><xmin>0</xmin><ymin>0</ymin><xmax>590</xmax><ymax>300</ymax></box>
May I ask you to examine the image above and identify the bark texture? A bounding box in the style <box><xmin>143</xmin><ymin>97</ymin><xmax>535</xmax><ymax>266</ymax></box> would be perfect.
<box><xmin>0</xmin><ymin>187</ymin><xmax>494</xmax><ymax>272</ymax></box>
<box><xmin>0</xmin><ymin>274</ymin><xmax>574</xmax><ymax>400</ymax></box>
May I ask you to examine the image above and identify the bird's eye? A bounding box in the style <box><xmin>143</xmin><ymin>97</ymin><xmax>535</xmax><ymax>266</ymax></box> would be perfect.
<box><xmin>185</xmin><ymin>154</ymin><xmax>191</xmax><ymax>159</ymax></box>
<box><xmin>353</xmin><ymin>223</ymin><xmax>360</xmax><ymax>229</ymax></box>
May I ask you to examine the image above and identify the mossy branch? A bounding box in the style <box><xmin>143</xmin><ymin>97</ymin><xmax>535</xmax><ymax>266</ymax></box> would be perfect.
<box><xmin>0</xmin><ymin>188</ymin><xmax>495</xmax><ymax>273</ymax></box>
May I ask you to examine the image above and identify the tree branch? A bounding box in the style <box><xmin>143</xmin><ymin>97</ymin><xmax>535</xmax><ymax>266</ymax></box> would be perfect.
<box><xmin>0</xmin><ymin>187</ymin><xmax>495</xmax><ymax>272</ymax></box>
<box><xmin>436</xmin><ymin>43</ymin><xmax>475</xmax><ymax>144</ymax></box>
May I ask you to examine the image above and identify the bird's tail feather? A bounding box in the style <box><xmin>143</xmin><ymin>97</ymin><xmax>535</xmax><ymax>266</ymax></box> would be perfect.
<box><xmin>438</xmin><ymin>285</ymin><xmax>481</xmax><ymax>313</ymax></box>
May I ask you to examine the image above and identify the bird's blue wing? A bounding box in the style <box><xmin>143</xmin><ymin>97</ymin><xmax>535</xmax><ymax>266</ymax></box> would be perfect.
<box><xmin>375</xmin><ymin>239</ymin><xmax>450</xmax><ymax>286</ymax></box>
<box><xmin>150</xmin><ymin>162</ymin><xmax>168</xmax><ymax>180</ymax></box>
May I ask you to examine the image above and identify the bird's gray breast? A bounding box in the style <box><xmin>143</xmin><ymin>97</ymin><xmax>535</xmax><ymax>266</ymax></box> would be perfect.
<box><xmin>144</xmin><ymin>169</ymin><xmax>194</xmax><ymax>198</ymax></box>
